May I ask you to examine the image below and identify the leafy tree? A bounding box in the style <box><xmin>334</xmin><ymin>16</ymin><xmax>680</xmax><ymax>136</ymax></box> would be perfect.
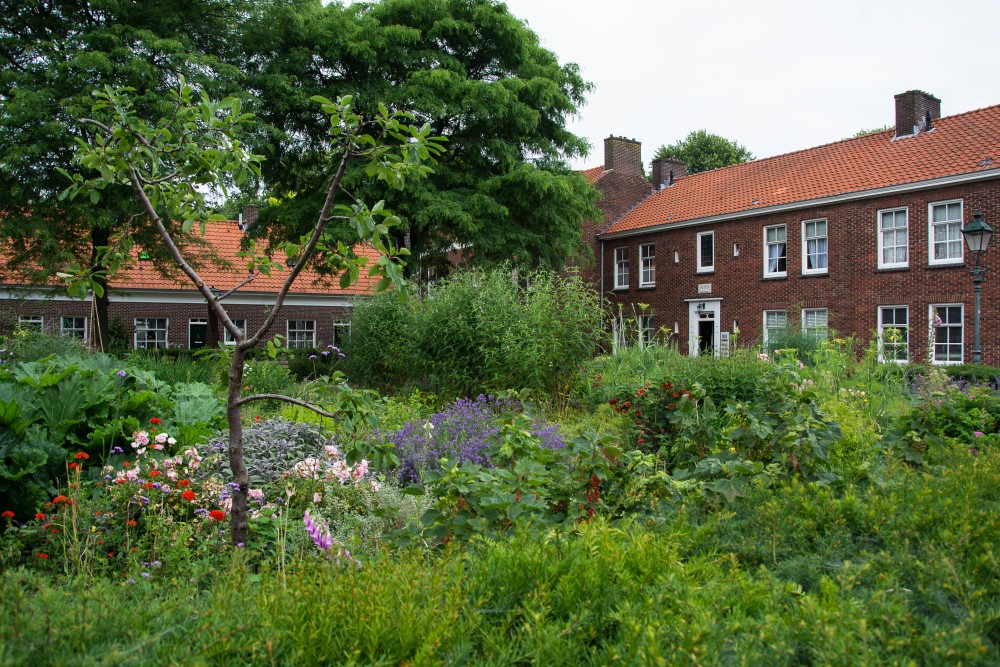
<box><xmin>0</xmin><ymin>0</ymin><xmax>261</xmax><ymax>349</ymax></box>
<box><xmin>653</xmin><ymin>129</ymin><xmax>754</xmax><ymax>175</ymax></box>
<box><xmin>241</xmin><ymin>0</ymin><xmax>600</xmax><ymax>276</ymax></box>
<box><xmin>61</xmin><ymin>81</ymin><xmax>445</xmax><ymax>546</ymax></box>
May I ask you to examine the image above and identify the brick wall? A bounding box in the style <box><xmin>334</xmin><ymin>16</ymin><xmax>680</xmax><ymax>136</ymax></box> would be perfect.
<box><xmin>601</xmin><ymin>178</ymin><xmax>1000</xmax><ymax>364</ymax></box>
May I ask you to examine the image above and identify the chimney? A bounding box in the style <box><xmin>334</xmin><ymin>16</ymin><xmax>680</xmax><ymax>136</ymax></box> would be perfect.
<box><xmin>240</xmin><ymin>204</ymin><xmax>260</xmax><ymax>231</ymax></box>
<box><xmin>894</xmin><ymin>90</ymin><xmax>941</xmax><ymax>138</ymax></box>
<box><xmin>651</xmin><ymin>158</ymin><xmax>688</xmax><ymax>189</ymax></box>
<box><xmin>604</xmin><ymin>135</ymin><xmax>643</xmax><ymax>177</ymax></box>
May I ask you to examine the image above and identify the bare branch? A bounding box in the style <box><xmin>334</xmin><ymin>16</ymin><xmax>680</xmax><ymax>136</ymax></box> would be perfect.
<box><xmin>233</xmin><ymin>393</ymin><xmax>338</xmax><ymax>418</ymax></box>
<box><xmin>214</xmin><ymin>272</ymin><xmax>256</xmax><ymax>302</ymax></box>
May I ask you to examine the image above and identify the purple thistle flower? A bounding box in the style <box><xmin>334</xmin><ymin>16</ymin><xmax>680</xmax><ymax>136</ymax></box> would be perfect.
<box><xmin>308</xmin><ymin>354</ymin><xmax>317</xmax><ymax>360</ymax></box>
<box><xmin>110</xmin><ymin>446</ymin><xmax>124</xmax><ymax>455</ymax></box>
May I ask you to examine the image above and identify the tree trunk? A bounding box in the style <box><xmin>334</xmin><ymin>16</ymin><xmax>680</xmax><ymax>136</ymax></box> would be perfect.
<box><xmin>90</xmin><ymin>228</ymin><xmax>111</xmax><ymax>352</ymax></box>
<box><xmin>206</xmin><ymin>306</ymin><xmax>220</xmax><ymax>349</ymax></box>
<box><xmin>226</xmin><ymin>348</ymin><xmax>250</xmax><ymax>546</ymax></box>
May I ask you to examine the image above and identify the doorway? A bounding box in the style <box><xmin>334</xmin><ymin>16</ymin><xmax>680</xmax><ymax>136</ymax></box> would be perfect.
<box><xmin>189</xmin><ymin>319</ymin><xmax>208</xmax><ymax>349</ymax></box>
<box><xmin>688</xmin><ymin>300</ymin><xmax>721</xmax><ymax>357</ymax></box>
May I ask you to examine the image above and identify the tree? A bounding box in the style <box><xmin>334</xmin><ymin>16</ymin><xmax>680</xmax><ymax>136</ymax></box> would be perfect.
<box><xmin>62</xmin><ymin>81</ymin><xmax>445</xmax><ymax>546</ymax></box>
<box><xmin>0</xmin><ymin>0</ymin><xmax>262</xmax><ymax>349</ymax></box>
<box><xmin>240</xmin><ymin>0</ymin><xmax>600</xmax><ymax>276</ymax></box>
<box><xmin>653</xmin><ymin>130</ymin><xmax>754</xmax><ymax>175</ymax></box>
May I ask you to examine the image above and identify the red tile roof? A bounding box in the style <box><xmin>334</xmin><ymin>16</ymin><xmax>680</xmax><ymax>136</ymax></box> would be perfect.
<box><xmin>602</xmin><ymin>104</ymin><xmax>1000</xmax><ymax>236</ymax></box>
<box><xmin>581</xmin><ymin>165</ymin><xmax>606</xmax><ymax>186</ymax></box>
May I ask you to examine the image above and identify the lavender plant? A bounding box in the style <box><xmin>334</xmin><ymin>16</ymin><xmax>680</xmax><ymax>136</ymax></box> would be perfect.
<box><xmin>377</xmin><ymin>395</ymin><xmax>564</xmax><ymax>484</ymax></box>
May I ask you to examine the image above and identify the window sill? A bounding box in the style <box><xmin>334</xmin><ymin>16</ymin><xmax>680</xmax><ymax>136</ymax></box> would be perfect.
<box><xmin>696</xmin><ymin>269</ymin><xmax>715</xmax><ymax>275</ymax></box>
<box><xmin>876</xmin><ymin>266</ymin><xmax>909</xmax><ymax>273</ymax></box>
<box><xmin>638</xmin><ymin>284</ymin><xmax>656</xmax><ymax>290</ymax></box>
<box><xmin>926</xmin><ymin>262</ymin><xmax>964</xmax><ymax>270</ymax></box>
<box><xmin>800</xmin><ymin>271</ymin><xmax>829</xmax><ymax>278</ymax></box>
<box><xmin>613</xmin><ymin>286</ymin><xmax>629</xmax><ymax>292</ymax></box>
<box><xmin>762</xmin><ymin>274</ymin><xmax>787</xmax><ymax>280</ymax></box>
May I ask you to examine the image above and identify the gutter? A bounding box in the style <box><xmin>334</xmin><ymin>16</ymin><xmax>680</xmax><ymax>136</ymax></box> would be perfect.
<box><xmin>598</xmin><ymin>167</ymin><xmax>1000</xmax><ymax>240</ymax></box>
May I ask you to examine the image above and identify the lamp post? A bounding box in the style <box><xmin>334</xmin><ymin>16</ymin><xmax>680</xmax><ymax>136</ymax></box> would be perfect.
<box><xmin>961</xmin><ymin>211</ymin><xmax>993</xmax><ymax>364</ymax></box>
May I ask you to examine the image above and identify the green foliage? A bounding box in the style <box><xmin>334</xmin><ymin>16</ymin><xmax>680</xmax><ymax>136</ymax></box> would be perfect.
<box><xmin>653</xmin><ymin>129</ymin><xmax>754</xmax><ymax>174</ymax></box>
<box><xmin>348</xmin><ymin>267</ymin><xmax>602</xmax><ymax>403</ymax></box>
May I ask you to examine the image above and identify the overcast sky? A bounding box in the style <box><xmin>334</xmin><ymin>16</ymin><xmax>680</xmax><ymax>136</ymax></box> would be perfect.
<box><xmin>500</xmin><ymin>0</ymin><xmax>1000</xmax><ymax>170</ymax></box>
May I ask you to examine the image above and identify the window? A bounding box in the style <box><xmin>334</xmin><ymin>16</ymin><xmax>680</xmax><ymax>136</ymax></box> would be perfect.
<box><xmin>332</xmin><ymin>321</ymin><xmax>352</xmax><ymax>348</ymax></box>
<box><xmin>802</xmin><ymin>308</ymin><xmax>828</xmax><ymax>341</ymax></box>
<box><xmin>878</xmin><ymin>208</ymin><xmax>908</xmax><ymax>269</ymax></box>
<box><xmin>638</xmin><ymin>313</ymin><xmax>655</xmax><ymax>347</ymax></box>
<box><xmin>639</xmin><ymin>244</ymin><xmax>655</xmax><ymax>287</ymax></box>
<box><xmin>61</xmin><ymin>316</ymin><xmax>87</xmax><ymax>340</ymax></box>
<box><xmin>763</xmin><ymin>310</ymin><xmax>787</xmax><ymax>350</ymax></box>
<box><xmin>929</xmin><ymin>200</ymin><xmax>963</xmax><ymax>265</ymax></box>
<box><xmin>287</xmin><ymin>320</ymin><xmax>316</xmax><ymax>349</ymax></box>
<box><xmin>224</xmin><ymin>319</ymin><xmax>248</xmax><ymax>345</ymax></box>
<box><xmin>17</xmin><ymin>315</ymin><xmax>44</xmax><ymax>332</ymax></box>
<box><xmin>134</xmin><ymin>318</ymin><xmax>168</xmax><ymax>349</ymax></box>
<box><xmin>764</xmin><ymin>225</ymin><xmax>787</xmax><ymax>277</ymax></box>
<box><xmin>931</xmin><ymin>304</ymin><xmax>963</xmax><ymax>364</ymax></box>
<box><xmin>612</xmin><ymin>315</ymin><xmax>628</xmax><ymax>352</ymax></box>
<box><xmin>878</xmin><ymin>306</ymin><xmax>908</xmax><ymax>362</ymax></box>
<box><xmin>697</xmin><ymin>231</ymin><xmax>714</xmax><ymax>273</ymax></box>
<box><xmin>802</xmin><ymin>219</ymin><xmax>828</xmax><ymax>274</ymax></box>
<box><xmin>614</xmin><ymin>247</ymin><xmax>629</xmax><ymax>289</ymax></box>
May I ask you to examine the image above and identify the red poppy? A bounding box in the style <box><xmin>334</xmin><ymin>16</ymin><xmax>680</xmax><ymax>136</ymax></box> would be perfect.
<box><xmin>35</xmin><ymin>512</ymin><xmax>46</xmax><ymax>520</ymax></box>
<box><xmin>181</xmin><ymin>490</ymin><xmax>196</xmax><ymax>501</ymax></box>
<box><xmin>149</xmin><ymin>470</ymin><xmax>162</xmax><ymax>477</ymax></box>
<box><xmin>35</xmin><ymin>553</ymin><xmax>49</xmax><ymax>560</ymax></box>
<box><xmin>123</xmin><ymin>462</ymin><xmax>131</xmax><ymax>467</ymax></box>
<box><xmin>144</xmin><ymin>483</ymin><xmax>155</xmax><ymax>489</ymax></box>
<box><xmin>177</xmin><ymin>479</ymin><xmax>191</xmax><ymax>488</ymax></box>
<box><xmin>74</xmin><ymin>452</ymin><xmax>90</xmax><ymax>460</ymax></box>
<box><xmin>149</xmin><ymin>417</ymin><xmax>162</xmax><ymax>425</ymax></box>
<box><xmin>208</xmin><ymin>510</ymin><xmax>226</xmax><ymax>522</ymax></box>
<box><xmin>1</xmin><ymin>510</ymin><xmax>13</xmax><ymax>519</ymax></box>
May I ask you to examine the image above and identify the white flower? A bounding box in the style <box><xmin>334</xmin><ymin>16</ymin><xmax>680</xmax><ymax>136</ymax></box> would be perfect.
<box><xmin>313</xmin><ymin>493</ymin><xmax>322</xmax><ymax>503</ymax></box>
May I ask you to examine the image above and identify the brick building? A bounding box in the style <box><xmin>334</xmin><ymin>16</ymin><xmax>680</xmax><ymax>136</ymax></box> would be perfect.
<box><xmin>0</xmin><ymin>219</ymin><xmax>376</xmax><ymax>350</ymax></box>
<box><xmin>592</xmin><ymin>91</ymin><xmax>1000</xmax><ymax>365</ymax></box>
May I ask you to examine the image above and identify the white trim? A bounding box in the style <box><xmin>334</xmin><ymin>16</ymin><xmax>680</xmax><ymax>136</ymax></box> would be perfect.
<box><xmin>763</xmin><ymin>224</ymin><xmax>787</xmax><ymax>278</ymax></box>
<box><xmin>17</xmin><ymin>315</ymin><xmax>44</xmax><ymax>331</ymax></box>
<box><xmin>224</xmin><ymin>319</ymin><xmax>247</xmax><ymax>346</ymax></box>
<box><xmin>598</xmin><ymin>167</ymin><xmax>1000</xmax><ymax>240</ymax></box>
<box><xmin>762</xmin><ymin>309</ymin><xmax>787</xmax><ymax>349</ymax></box>
<box><xmin>929</xmin><ymin>303</ymin><xmax>964</xmax><ymax>365</ymax></box>
<box><xmin>638</xmin><ymin>243</ymin><xmax>656</xmax><ymax>287</ymax></box>
<box><xmin>877</xmin><ymin>207</ymin><xmax>909</xmax><ymax>270</ymax></box>
<box><xmin>928</xmin><ymin>199</ymin><xmax>964</xmax><ymax>266</ymax></box>
<box><xmin>688</xmin><ymin>300</ymin><xmax>721</xmax><ymax>357</ymax></box>
<box><xmin>877</xmin><ymin>305</ymin><xmax>909</xmax><ymax>363</ymax></box>
<box><xmin>801</xmin><ymin>218</ymin><xmax>828</xmax><ymax>275</ymax></box>
<box><xmin>0</xmin><ymin>287</ymin><xmax>357</xmax><ymax>308</ymax></box>
<box><xmin>613</xmin><ymin>247</ymin><xmax>629</xmax><ymax>290</ymax></box>
<box><xmin>134</xmin><ymin>317</ymin><xmax>169</xmax><ymax>349</ymax></box>
<box><xmin>696</xmin><ymin>231</ymin><xmax>715</xmax><ymax>273</ymax></box>
<box><xmin>60</xmin><ymin>315</ymin><xmax>88</xmax><ymax>340</ymax></box>
<box><xmin>286</xmin><ymin>319</ymin><xmax>317</xmax><ymax>349</ymax></box>
<box><xmin>802</xmin><ymin>308</ymin><xmax>828</xmax><ymax>340</ymax></box>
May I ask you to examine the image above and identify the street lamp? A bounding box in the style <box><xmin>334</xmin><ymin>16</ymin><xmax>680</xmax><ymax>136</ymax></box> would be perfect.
<box><xmin>961</xmin><ymin>211</ymin><xmax>993</xmax><ymax>364</ymax></box>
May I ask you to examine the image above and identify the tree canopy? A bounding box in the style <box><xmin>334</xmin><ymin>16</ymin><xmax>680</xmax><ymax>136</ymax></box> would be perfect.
<box><xmin>653</xmin><ymin>129</ymin><xmax>754</xmax><ymax>175</ymax></box>
<box><xmin>242</xmin><ymin>0</ymin><xmax>600</xmax><ymax>275</ymax></box>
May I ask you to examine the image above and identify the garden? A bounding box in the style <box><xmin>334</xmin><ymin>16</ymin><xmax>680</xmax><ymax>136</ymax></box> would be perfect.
<box><xmin>1</xmin><ymin>266</ymin><xmax>998</xmax><ymax>665</ymax></box>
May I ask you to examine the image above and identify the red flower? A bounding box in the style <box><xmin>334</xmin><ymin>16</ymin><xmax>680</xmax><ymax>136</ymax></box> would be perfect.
<box><xmin>181</xmin><ymin>490</ymin><xmax>196</xmax><ymax>501</ymax></box>
<box><xmin>149</xmin><ymin>417</ymin><xmax>162</xmax><ymax>425</ymax></box>
<box><xmin>108</xmin><ymin>552</ymin><xmax>114</xmax><ymax>558</ymax></box>
<box><xmin>123</xmin><ymin>462</ymin><xmax>131</xmax><ymax>467</ymax></box>
<box><xmin>74</xmin><ymin>452</ymin><xmax>90</xmax><ymax>460</ymax></box>
<box><xmin>1</xmin><ymin>510</ymin><xmax>13</xmax><ymax>519</ymax></box>
<box><xmin>35</xmin><ymin>553</ymin><xmax>49</xmax><ymax>560</ymax></box>
<box><xmin>208</xmin><ymin>510</ymin><xmax>226</xmax><ymax>522</ymax></box>
<box><xmin>149</xmin><ymin>470</ymin><xmax>162</xmax><ymax>477</ymax></box>
<box><xmin>254</xmin><ymin>415</ymin><xmax>261</xmax><ymax>423</ymax></box>
<box><xmin>144</xmin><ymin>483</ymin><xmax>155</xmax><ymax>489</ymax></box>
<box><xmin>52</xmin><ymin>495</ymin><xmax>71</xmax><ymax>505</ymax></box>
<box><xmin>126</xmin><ymin>520</ymin><xmax>137</xmax><ymax>527</ymax></box>
<box><xmin>68</xmin><ymin>463</ymin><xmax>81</xmax><ymax>471</ymax></box>
<box><xmin>177</xmin><ymin>479</ymin><xmax>191</xmax><ymax>488</ymax></box>
<box><xmin>672</xmin><ymin>392</ymin><xmax>680</xmax><ymax>398</ymax></box>
<box><xmin>35</xmin><ymin>512</ymin><xmax>46</xmax><ymax>520</ymax></box>
<box><xmin>668</xmin><ymin>403</ymin><xmax>676</xmax><ymax>410</ymax></box>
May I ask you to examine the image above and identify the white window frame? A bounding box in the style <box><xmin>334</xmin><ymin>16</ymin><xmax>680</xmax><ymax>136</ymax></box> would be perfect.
<box><xmin>286</xmin><ymin>320</ymin><xmax>316</xmax><ymax>349</ymax></box>
<box><xmin>612</xmin><ymin>315</ymin><xmax>627</xmax><ymax>352</ymax></box>
<box><xmin>224</xmin><ymin>319</ymin><xmax>248</xmax><ymax>346</ymax></box>
<box><xmin>878</xmin><ymin>207</ymin><xmax>909</xmax><ymax>269</ymax></box>
<box><xmin>877</xmin><ymin>306</ymin><xmax>909</xmax><ymax>363</ymax></box>
<box><xmin>928</xmin><ymin>200</ymin><xmax>964</xmax><ymax>266</ymax></box>
<box><xmin>60</xmin><ymin>316</ymin><xmax>88</xmax><ymax>340</ymax></box>
<box><xmin>696</xmin><ymin>231</ymin><xmax>715</xmax><ymax>273</ymax></box>
<box><xmin>134</xmin><ymin>318</ymin><xmax>169</xmax><ymax>349</ymax></box>
<box><xmin>17</xmin><ymin>315</ymin><xmax>44</xmax><ymax>332</ymax></box>
<box><xmin>639</xmin><ymin>243</ymin><xmax>656</xmax><ymax>287</ymax></box>
<box><xmin>614</xmin><ymin>247</ymin><xmax>629</xmax><ymax>290</ymax></box>
<box><xmin>762</xmin><ymin>309</ymin><xmax>787</xmax><ymax>350</ymax></box>
<box><xmin>801</xmin><ymin>218</ymin><xmax>828</xmax><ymax>275</ymax></box>
<box><xmin>802</xmin><ymin>308</ymin><xmax>828</xmax><ymax>341</ymax></box>
<box><xmin>930</xmin><ymin>303</ymin><xmax>963</xmax><ymax>365</ymax></box>
<box><xmin>637</xmin><ymin>313</ymin><xmax>655</xmax><ymax>347</ymax></box>
<box><xmin>763</xmin><ymin>224</ymin><xmax>787</xmax><ymax>278</ymax></box>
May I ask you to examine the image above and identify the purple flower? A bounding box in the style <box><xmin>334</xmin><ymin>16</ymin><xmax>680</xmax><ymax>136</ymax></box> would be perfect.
<box><xmin>141</xmin><ymin>572</ymin><xmax>150</xmax><ymax>578</ymax></box>
<box><xmin>309</xmin><ymin>354</ymin><xmax>317</xmax><ymax>360</ymax></box>
<box><xmin>321</xmin><ymin>350</ymin><xmax>330</xmax><ymax>356</ymax></box>
<box><xmin>974</xmin><ymin>431</ymin><xmax>984</xmax><ymax>438</ymax></box>
<box><xmin>126</xmin><ymin>578</ymin><xmax>136</xmax><ymax>584</ymax></box>
<box><xmin>116</xmin><ymin>370</ymin><xmax>127</xmax><ymax>378</ymax></box>
<box><xmin>303</xmin><ymin>510</ymin><xmax>333</xmax><ymax>550</ymax></box>
<box><xmin>110</xmin><ymin>446</ymin><xmax>124</xmax><ymax>455</ymax></box>
<box><xmin>228</xmin><ymin>482</ymin><xmax>241</xmax><ymax>490</ymax></box>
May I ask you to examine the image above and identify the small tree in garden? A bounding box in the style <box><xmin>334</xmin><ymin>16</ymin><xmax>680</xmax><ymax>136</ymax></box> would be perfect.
<box><xmin>59</xmin><ymin>81</ymin><xmax>445</xmax><ymax>546</ymax></box>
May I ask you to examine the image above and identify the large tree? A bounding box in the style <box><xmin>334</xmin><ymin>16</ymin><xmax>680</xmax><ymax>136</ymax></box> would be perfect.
<box><xmin>653</xmin><ymin>129</ymin><xmax>754</xmax><ymax>175</ymax></box>
<box><xmin>0</xmin><ymin>0</ymin><xmax>262</xmax><ymax>349</ymax></box>
<box><xmin>241</xmin><ymin>0</ymin><xmax>600</xmax><ymax>275</ymax></box>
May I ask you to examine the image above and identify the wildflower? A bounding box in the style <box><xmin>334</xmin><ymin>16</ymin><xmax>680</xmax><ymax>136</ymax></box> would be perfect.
<box><xmin>116</xmin><ymin>370</ymin><xmax>127</xmax><ymax>378</ymax></box>
<box><xmin>126</xmin><ymin>578</ymin><xmax>136</xmax><ymax>584</ymax></box>
<box><xmin>74</xmin><ymin>452</ymin><xmax>90</xmax><ymax>460</ymax></box>
<box><xmin>974</xmin><ymin>431</ymin><xmax>984</xmax><ymax>438</ymax></box>
<box><xmin>248</xmin><ymin>488</ymin><xmax>265</xmax><ymax>501</ymax></box>
<box><xmin>150</xmin><ymin>418</ymin><xmax>162</xmax><ymax>426</ymax></box>
<box><xmin>208</xmin><ymin>510</ymin><xmax>226</xmax><ymax>522</ymax></box>
<box><xmin>254</xmin><ymin>415</ymin><xmax>261</xmax><ymax>423</ymax></box>
<box><xmin>313</xmin><ymin>492</ymin><xmax>322</xmax><ymax>503</ymax></box>
<box><xmin>177</xmin><ymin>479</ymin><xmax>191</xmax><ymax>487</ymax></box>
<box><xmin>68</xmin><ymin>463</ymin><xmax>81</xmax><ymax>471</ymax></box>
<box><xmin>308</xmin><ymin>354</ymin><xmax>317</xmax><ymax>360</ymax></box>
<box><xmin>303</xmin><ymin>510</ymin><xmax>333</xmax><ymax>551</ymax></box>
<box><xmin>35</xmin><ymin>553</ymin><xmax>48</xmax><ymax>560</ymax></box>
<box><xmin>52</xmin><ymin>495</ymin><xmax>71</xmax><ymax>505</ymax></box>
<box><xmin>1</xmin><ymin>510</ymin><xmax>13</xmax><ymax>519</ymax></box>
<box><xmin>110</xmin><ymin>446</ymin><xmax>124</xmax><ymax>455</ymax></box>
<box><xmin>35</xmin><ymin>512</ymin><xmax>46</xmax><ymax>520</ymax></box>
<box><xmin>149</xmin><ymin>470</ymin><xmax>162</xmax><ymax>477</ymax></box>
<box><xmin>126</xmin><ymin>520</ymin><xmax>137</xmax><ymax>527</ymax></box>
<box><xmin>141</xmin><ymin>572</ymin><xmax>150</xmax><ymax>578</ymax></box>
<box><xmin>123</xmin><ymin>461</ymin><xmax>131</xmax><ymax>467</ymax></box>
<box><xmin>321</xmin><ymin>350</ymin><xmax>330</xmax><ymax>356</ymax></box>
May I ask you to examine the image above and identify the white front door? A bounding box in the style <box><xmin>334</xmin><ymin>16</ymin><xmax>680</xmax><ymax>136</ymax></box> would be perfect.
<box><xmin>688</xmin><ymin>300</ymin><xmax>720</xmax><ymax>357</ymax></box>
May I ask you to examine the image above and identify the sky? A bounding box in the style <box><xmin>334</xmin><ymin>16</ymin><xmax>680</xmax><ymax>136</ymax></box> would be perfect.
<box><xmin>500</xmin><ymin>0</ymin><xmax>1000</xmax><ymax>170</ymax></box>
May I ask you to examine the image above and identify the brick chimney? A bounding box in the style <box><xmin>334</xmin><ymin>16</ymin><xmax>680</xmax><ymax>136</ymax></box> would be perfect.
<box><xmin>651</xmin><ymin>158</ymin><xmax>687</xmax><ymax>189</ymax></box>
<box><xmin>604</xmin><ymin>136</ymin><xmax>643</xmax><ymax>177</ymax></box>
<box><xmin>239</xmin><ymin>205</ymin><xmax>259</xmax><ymax>231</ymax></box>
<box><xmin>894</xmin><ymin>90</ymin><xmax>941</xmax><ymax>138</ymax></box>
